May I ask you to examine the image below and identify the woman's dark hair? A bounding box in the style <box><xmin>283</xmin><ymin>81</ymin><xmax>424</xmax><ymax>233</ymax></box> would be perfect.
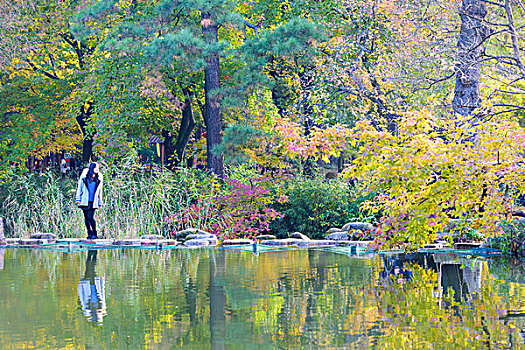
<box><xmin>84</xmin><ymin>162</ymin><xmax>100</xmax><ymax>184</ymax></box>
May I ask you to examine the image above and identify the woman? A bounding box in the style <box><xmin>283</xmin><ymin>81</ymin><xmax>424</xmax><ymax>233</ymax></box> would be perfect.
<box><xmin>76</xmin><ymin>162</ymin><xmax>103</xmax><ymax>239</ymax></box>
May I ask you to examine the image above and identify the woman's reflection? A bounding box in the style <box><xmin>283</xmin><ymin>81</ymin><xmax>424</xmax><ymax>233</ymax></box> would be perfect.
<box><xmin>78</xmin><ymin>250</ymin><xmax>106</xmax><ymax>324</ymax></box>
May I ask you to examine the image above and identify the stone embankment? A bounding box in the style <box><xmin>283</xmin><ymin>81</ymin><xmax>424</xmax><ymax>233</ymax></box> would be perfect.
<box><xmin>0</xmin><ymin>219</ymin><xmax>459</xmax><ymax>252</ymax></box>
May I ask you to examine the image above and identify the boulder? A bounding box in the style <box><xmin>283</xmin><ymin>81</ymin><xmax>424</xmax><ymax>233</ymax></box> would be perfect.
<box><xmin>30</xmin><ymin>233</ymin><xmax>57</xmax><ymax>240</ymax></box>
<box><xmin>342</xmin><ymin>222</ymin><xmax>374</xmax><ymax>232</ymax></box>
<box><xmin>91</xmin><ymin>239</ymin><xmax>113</xmax><ymax>245</ymax></box>
<box><xmin>19</xmin><ymin>239</ymin><xmax>44</xmax><ymax>245</ymax></box>
<box><xmin>222</xmin><ymin>239</ymin><xmax>254</xmax><ymax>246</ymax></box>
<box><xmin>184</xmin><ymin>238</ymin><xmax>218</xmax><ymax>247</ymax></box>
<box><xmin>423</xmin><ymin>243</ymin><xmax>444</xmax><ymax>250</ymax></box>
<box><xmin>143</xmin><ymin>239</ymin><xmax>179</xmax><ymax>246</ymax></box>
<box><xmin>326</xmin><ymin>228</ymin><xmax>343</xmax><ymax>234</ymax></box>
<box><xmin>454</xmin><ymin>242</ymin><xmax>482</xmax><ymax>250</ymax></box>
<box><xmin>175</xmin><ymin>228</ymin><xmax>211</xmax><ymax>240</ymax></box>
<box><xmin>326</xmin><ymin>232</ymin><xmax>349</xmax><ymax>241</ymax></box>
<box><xmin>255</xmin><ymin>235</ymin><xmax>277</xmax><ymax>240</ymax></box>
<box><xmin>113</xmin><ymin>239</ymin><xmax>142</xmax><ymax>246</ymax></box>
<box><xmin>289</xmin><ymin>232</ymin><xmax>310</xmax><ymax>240</ymax></box>
<box><xmin>511</xmin><ymin>217</ymin><xmax>525</xmax><ymax>225</ymax></box>
<box><xmin>140</xmin><ymin>234</ymin><xmax>165</xmax><ymax>240</ymax></box>
<box><xmin>295</xmin><ymin>240</ymin><xmax>336</xmax><ymax>247</ymax></box>
<box><xmin>186</xmin><ymin>232</ymin><xmax>216</xmax><ymax>240</ymax></box>
<box><xmin>5</xmin><ymin>238</ymin><xmax>19</xmax><ymax>245</ymax></box>
<box><xmin>335</xmin><ymin>240</ymin><xmax>373</xmax><ymax>247</ymax></box>
<box><xmin>56</xmin><ymin>238</ymin><xmax>82</xmax><ymax>243</ymax></box>
<box><xmin>156</xmin><ymin>240</ymin><xmax>179</xmax><ymax>246</ymax></box>
<box><xmin>260</xmin><ymin>238</ymin><xmax>304</xmax><ymax>246</ymax></box>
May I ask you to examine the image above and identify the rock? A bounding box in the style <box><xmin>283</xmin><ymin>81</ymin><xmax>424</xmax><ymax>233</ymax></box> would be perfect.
<box><xmin>326</xmin><ymin>232</ymin><xmax>349</xmax><ymax>241</ymax></box>
<box><xmin>261</xmin><ymin>239</ymin><xmax>335</xmax><ymax>247</ymax></box>
<box><xmin>186</xmin><ymin>232</ymin><xmax>216</xmax><ymax>240</ymax></box>
<box><xmin>335</xmin><ymin>240</ymin><xmax>373</xmax><ymax>247</ymax></box>
<box><xmin>139</xmin><ymin>234</ymin><xmax>165</xmax><ymax>240</ymax></box>
<box><xmin>255</xmin><ymin>235</ymin><xmax>276</xmax><ymax>240</ymax></box>
<box><xmin>184</xmin><ymin>238</ymin><xmax>218</xmax><ymax>247</ymax></box>
<box><xmin>289</xmin><ymin>232</ymin><xmax>310</xmax><ymax>240</ymax></box>
<box><xmin>454</xmin><ymin>242</ymin><xmax>482</xmax><ymax>249</ymax></box>
<box><xmin>423</xmin><ymin>243</ymin><xmax>443</xmax><ymax>250</ymax></box>
<box><xmin>30</xmin><ymin>233</ymin><xmax>57</xmax><ymax>240</ymax></box>
<box><xmin>326</xmin><ymin>228</ymin><xmax>343</xmax><ymax>234</ymax></box>
<box><xmin>296</xmin><ymin>240</ymin><xmax>336</xmax><ymax>247</ymax></box>
<box><xmin>260</xmin><ymin>238</ymin><xmax>304</xmax><ymax>246</ymax></box>
<box><xmin>19</xmin><ymin>239</ymin><xmax>44</xmax><ymax>245</ymax></box>
<box><xmin>91</xmin><ymin>239</ymin><xmax>113</xmax><ymax>245</ymax></box>
<box><xmin>222</xmin><ymin>239</ymin><xmax>254</xmax><ymax>246</ymax></box>
<box><xmin>142</xmin><ymin>239</ymin><xmax>179</xmax><ymax>246</ymax></box>
<box><xmin>113</xmin><ymin>239</ymin><xmax>142</xmax><ymax>246</ymax></box>
<box><xmin>56</xmin><ymin>238</ymin><xmax>82</xmax><ymax>243</ymax></box>
<box><xmin>342</xmin><ymin>222</ymin><xmax>374</xmax><ymax>232</ymax></box>
<box><xmin>175</xmin><ymin>228</ymin><xmax>211</xmax><ymax>239</ymax></box>
<box><xmin>5</xmin><ymin>238</ymin><xmax>19</xmax><ymax>245</ymax></box>
<box><xmin>78</xmin><ymin>239</ymin><xmax>112</xmax><ymax>245</ymax></box>
<box><xmin>156</xmin><ymin>240</ymin><xmax>179</xmax><ymax>246</ymax></box>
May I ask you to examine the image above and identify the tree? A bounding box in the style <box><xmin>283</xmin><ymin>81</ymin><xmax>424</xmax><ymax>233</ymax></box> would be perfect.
<box><xmin>453</xmin><ymin>0</ymin><xmax>487</xmax><ymax>116</ymax></box>
<box><xmin>0</xmin><ymin>0</ymin><xmax>104</xmax><ymax>166</ymax></box>
<box><xmin>71</xmin><ymin>0</ymin><xmax>321</xmax><ymax>177</ymax></box>
<box><xmin>347</xmin><ymin>109</ymin><xmax>525</xmax><ymax>250</ymax></box>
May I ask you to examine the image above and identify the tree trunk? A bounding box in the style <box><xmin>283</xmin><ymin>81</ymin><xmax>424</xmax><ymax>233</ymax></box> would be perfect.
<box><xmin>174</xmin><ymin>87</ymin><xmax>196</xmax><ymax>167</ymax></box>
<box><xmin>300</xmin><ymin>68</ymin><xmax>315</xmax><ymax>177</ymax></box>
<box><xmin>201</xmin><ymin>12</ymin><xmax>224</xmax><ymax>179</ymax></box>
<box><xmin>452</xmin><ymin>0</ymin><xmax>487</xmax><ymax>116</ymax></box>
<box><xmin>76</xmin><ymin>104</ymin><xmax>93</xmax><ymax>163</ymax></box>
<box><xmin>0</xmin><ymin>218</ymin><xmax>6</xmax><ymax>245</ymax></box>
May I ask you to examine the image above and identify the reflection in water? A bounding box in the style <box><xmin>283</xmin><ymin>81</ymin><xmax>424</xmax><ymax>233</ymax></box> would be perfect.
<box><xmin>210</xmin><ymin>251</ymin><xmax>226</xmax><ymax>350</ymax></box>
<box><xmin>0</xmin><ymin>249</ymin><xmax>523</xmax><ymax>349</ymax></box>
<box><xmin>378</xmin><ymin>253</ymin><xmax>525</xmax><ymax>348</ymax></box>
<box><xmin>0</xmin><ymin>248</ymin><xmax>4</xmax><ymax>270</ymax></box>
<box><xmin>382</xmin><ymin>253</ymin><xmax>484</xmax><ymax>301</ymax></box>
<box><xmin>78</xmin><ymin>250</ymin><xmax>106</xmax><ymax>324</ymax></box>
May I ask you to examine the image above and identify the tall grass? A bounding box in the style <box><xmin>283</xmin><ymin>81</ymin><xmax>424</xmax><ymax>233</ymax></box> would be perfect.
<box><xmin>0</xmin><ymin>166</ymin><xmax>211</xmax><ymax>239</ymax></box>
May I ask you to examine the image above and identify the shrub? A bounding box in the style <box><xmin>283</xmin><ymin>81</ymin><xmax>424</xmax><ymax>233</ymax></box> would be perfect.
<box><xmin>165</xmin><ymin>176</ymin><xmax>286</xmax><ymax>240</ymax></box>
<box><xmin>269</xmin><ymin>176</ymin><xmax>378</xmax><ymax>239</ymax></box>
<box><xmin>488</xmin><ymin>219</ymin><xmax>525</xmax><ymax>255</ymax></box>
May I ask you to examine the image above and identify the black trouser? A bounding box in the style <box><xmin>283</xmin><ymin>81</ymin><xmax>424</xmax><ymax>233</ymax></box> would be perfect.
<box><xmin>82</xmin><ymin>201</ymin><xmax>97</xmax><ymax>239</ymax></box>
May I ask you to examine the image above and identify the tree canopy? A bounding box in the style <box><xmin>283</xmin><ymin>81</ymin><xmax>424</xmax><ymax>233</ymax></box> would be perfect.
<box><xmin>3</xmin><ymin>0</ymin><xmax>525</xmax><ymax>247</ymax></box>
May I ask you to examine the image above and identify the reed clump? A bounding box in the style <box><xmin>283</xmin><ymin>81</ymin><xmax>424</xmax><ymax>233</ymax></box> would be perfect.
<box><xmin>0</xmin><ymin>164</ymin><xmax>211</xmax><ymax>239</ymax></box>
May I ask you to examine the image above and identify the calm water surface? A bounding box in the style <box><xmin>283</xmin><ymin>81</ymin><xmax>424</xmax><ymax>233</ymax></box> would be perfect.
<box><xmin>0</xmin><ymin>248</ymin><xmax>524</xmax><ymax>349</ymax></box>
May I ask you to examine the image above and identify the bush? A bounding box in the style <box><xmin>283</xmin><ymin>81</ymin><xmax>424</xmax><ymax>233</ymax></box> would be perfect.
<box><xmin>489</xmin><ymin>219</ymin><xmax>525</xmax><ymax>255</ymax></box>
<box><xmin>269</xmin><ymin>176</ymin><xmax>378</xmax><ymax>239</ymax></box>
<box><xmin>165</xmin><ymin>175</ymin><xmax>286</xmax><ymax>240</ymax></box>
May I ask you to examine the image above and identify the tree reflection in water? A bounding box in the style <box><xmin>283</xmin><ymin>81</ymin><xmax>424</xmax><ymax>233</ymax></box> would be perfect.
<box><xmin>0</xmin><ymin>248</ymin><xmax>523</xmax><ymax>349</ymax></box>
<box><xmin>78</xmin><ymin>250</ymin><xmax>106</xmax><ymax>324</ymax></box>
<box><xmin>375</xmin><ymin>253</ymin><xmax>525</xmax><ymax>349</ymax></box>
<box><xmin>0</xmin><ymin>248</ymin><xmax>4</xmax><ymax>270</ymax></box>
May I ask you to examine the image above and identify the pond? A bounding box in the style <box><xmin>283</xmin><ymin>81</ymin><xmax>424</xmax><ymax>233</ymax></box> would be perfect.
<box><xmin>0</xmin><ymin>247</ymin><xmax>524</xmax><ymax>349</ymax></box>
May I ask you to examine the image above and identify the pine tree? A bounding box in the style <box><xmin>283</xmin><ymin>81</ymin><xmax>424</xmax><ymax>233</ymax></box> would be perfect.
<box><xmin>72</xmin><ymin>0</ymin><xmax>320</xmax><ymax>177</ymax></box>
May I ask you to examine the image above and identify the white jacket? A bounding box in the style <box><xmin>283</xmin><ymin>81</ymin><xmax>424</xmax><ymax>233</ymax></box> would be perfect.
<box><xmin>75</xmin><ymin>169</ymin><xmax>103</xmax><ymax>208</ymax></box>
